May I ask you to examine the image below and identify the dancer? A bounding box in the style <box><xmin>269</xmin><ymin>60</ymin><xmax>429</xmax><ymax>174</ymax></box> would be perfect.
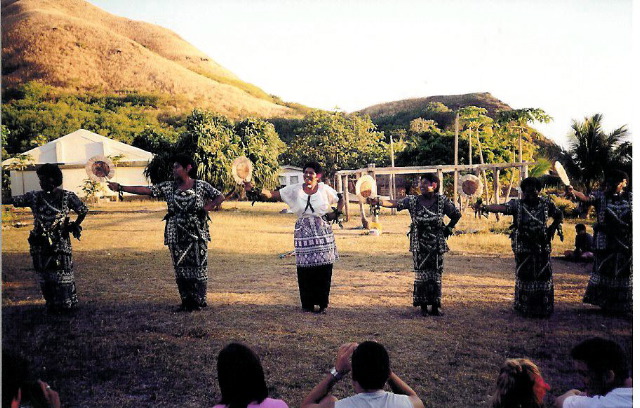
<box><xmin>6</xmin><ymin>163</ymin><xmax>88</xmax><ymax>314</ymax></box>
<box><xmin>108</xmin><ymin>154</ymin><xmax>224</xmax><ymax>311</ymax></box>
<box><xmin>476</xmin><ymin>177</ymin><xmax>563</xmax><ymax>317</ymax></box>
<box><xmin>368</xmin><ymin>173</ymin><xmax>460</xmax><ymax>316</ymax></box>
<box><xmin>566</xmin><ymin>170</ymin><xmax>631</xmax><ymax>314</ymax></box>
<box><xmin>490</xmin><ymin>358</ymin><xmax>550</xmax><ymax>408</ymax></box>
<box><xmin>244</xmin><ymin>161</ymin><xmax>343</xmax><ymax>313</ymax></box>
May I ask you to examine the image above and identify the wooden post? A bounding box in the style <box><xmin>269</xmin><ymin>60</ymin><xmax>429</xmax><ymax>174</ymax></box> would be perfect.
<box><xmin>389</xmin><ymin>134</ymin><xmax>396</xmax><ymax>215</ymax></box>
<box><xmin>493</xmin><ymin>167</ymin><xmax>500</xmax><ymax>204</ymax></box>
<box><xmin>342</xmin><ymin>174</ymin><xmax>350</xmax><ymax>222</ymax></box>
<box><xmin>437</xmin><ymin>169</ymin><xmax>444</xmax><ymax>195</ymax></box>
<box><xmin>453</xmin><ymin>112</ymin><xmax>459</xmax><ymax>207</ymax></box>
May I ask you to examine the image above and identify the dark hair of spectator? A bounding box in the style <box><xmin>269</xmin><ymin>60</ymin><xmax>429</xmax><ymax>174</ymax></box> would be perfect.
<box><xmin>172</xmin><ymin>154</ymin><xmax>198</xmax><ymax>178</ymax></box>
<box><xmin>520</xmin><ymin>177</ymin><xmax>542</xmax><ymax>192</ymax></box>
<box><xmin>2</xmin><ymin>349</ymin><xmax>49</xmax><ymax>408</ymax></box>
<box><xmin>605</xmin><ymin>170</ymin><xmax>629</xmax><ymax>187</ymax></box>
<box><xmin>420</xmin><ymin>173</ymin><xmax>440</xmax><ymax>186</ymax></box>
<box><xmin>36</xmin><ymin>163</ymin><xmax>63</xmax><ymax>187</ymax></box>
<box><xmin>303</xmin><ymin>161</ymin><xmax>323</xmax><ymax>176</ymax></box>
<box><xmin>351</xmin><ymin>341</ymin><xmax>391</xmax><ymax>390</ymax></box>
<box><xmin>575</xmin><ymin>224</ymin><xmax>587</xmax><ymax>232</ymax></box>
<box><xmin>571</xmin><ymin>337</ymin><xmax>629</xmax><ymax>388</ymax></box>
<box><xmin>490</xmin><ymin>358</ymin><xmax>546</xmax><ymax>408</ymax></box>
<box><xmin>217</xmin><ymin>343</ymin><xmax>269</xmax><ymax>408</ymax></box>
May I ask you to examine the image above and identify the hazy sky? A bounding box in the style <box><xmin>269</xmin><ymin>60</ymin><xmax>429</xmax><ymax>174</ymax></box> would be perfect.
<box><xmin>88</xmin><ymin>0</ymin><xmax>634</xmax><ymax>148</ymax></box>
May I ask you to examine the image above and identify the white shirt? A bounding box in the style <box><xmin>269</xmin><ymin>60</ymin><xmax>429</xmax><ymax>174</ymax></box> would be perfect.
<box><xmin>334</xmin><ymin>391</ymin><xmax>414</xmax><ymax>408</ymax></box>
<box><xmin>563</xmin><ymin>388</ymin><xmax>632</xmax><ymax>408</ymax></box>
<box><xmin>278</xmin><ymin>183</ymin><xmax>339</xmax><ymax>217</ymax></box>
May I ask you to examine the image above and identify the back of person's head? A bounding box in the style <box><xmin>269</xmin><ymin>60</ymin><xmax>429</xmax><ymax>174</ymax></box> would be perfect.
<box><xmin>172</xmin><ymin>154</ymin><xmax>198</xmax><ymax>178</ymax></box>
<box><xmin>217</xmin><ymin>343</ymin><xmax>268</xmax><ymax>408</ymax></box>
<box><xmin>351</xmin><ymin>341</ymin><xmax>391</xmax><ymax>390</ymax></box>
<box><xmin>575</xmin><ymin>224</ymin><xmax>587</xmax><ymax>233</ymax></box>
<box><xmin>570</xmin><ymin>337</ymin><xmax>629</xmax><ymax>390</ymax></box>
<box><xmin>490</xmin><ymin>359</ymin><xmax>548</xmax><ymax>408</ymax></box>
<box><xmin>2</xmin><ymin>349</ymin><xmax>49</xmax><ymax>408</ymax></box>
<box><xmin>36</xmin><ymin>163</ymin><xmax>63</xmax><ymax>187</ymax></box>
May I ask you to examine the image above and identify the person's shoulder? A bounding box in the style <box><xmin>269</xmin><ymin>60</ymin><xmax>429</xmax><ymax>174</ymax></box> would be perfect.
<box><xmin>256</xmin><ymin>398</ymin><xmax>289</xmax><ymax>408</ymax></box>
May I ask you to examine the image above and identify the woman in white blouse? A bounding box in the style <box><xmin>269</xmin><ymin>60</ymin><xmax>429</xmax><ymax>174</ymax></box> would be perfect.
<box><xmin>245</xmin><ymin>162</ymin><xmax>344</xmax><ymax>313</ymax></box>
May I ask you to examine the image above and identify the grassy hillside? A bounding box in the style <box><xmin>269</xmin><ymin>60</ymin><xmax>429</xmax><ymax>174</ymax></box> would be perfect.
<box><xmin>1</xmin><ymin>0</ymin><xmax>303</xmax><ymax>118</ymax></box>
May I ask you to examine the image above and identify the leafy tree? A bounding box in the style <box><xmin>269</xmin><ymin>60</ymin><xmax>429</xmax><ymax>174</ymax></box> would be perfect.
<box><xmin>281</xmin><ymin>111</ymin><xmax>388</xmax><ymax>178</ymax></box>
<box><xmin>495</xmin><ymin>108</ymin><xmax>551</xmax><ymax>163</ymax></box>
<box><xmin>562</xmin><ymin>113</ymin><xmax>630</xmax><ymax>191</ymax></box>
<box><xmin>145</xmin><ymin>110</ymin><xmax>284</xmax><ymax>192</ymax></box>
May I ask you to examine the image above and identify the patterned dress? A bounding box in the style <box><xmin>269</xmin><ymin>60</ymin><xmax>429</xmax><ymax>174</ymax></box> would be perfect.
<box><xmin>503</xmin><ymin>197</ymin><xmax>562</xmax><ymax>317</ymax></box>
<box><xmin>397</xmin><ymin>194</ymin><xmax>461</xmax><ymax>308</ymax></box>
<box><xmin>12</xmin><ymin>190</ymin><xmax>88</xmax><ymax>312</ymax></box>
<box><xmin>279</xmin><ymin>183</ymin><xmax>339</xmax><ymax>311</ymax></box>
<box><xmin>582</xmin><ymin>191</ymin><xmax>632</xmax><ymax>313</ymax></box>
<box><xmin>150</xmin><ymin>180</ymin><xmax>222</xmax><ymax>309</ymax></box>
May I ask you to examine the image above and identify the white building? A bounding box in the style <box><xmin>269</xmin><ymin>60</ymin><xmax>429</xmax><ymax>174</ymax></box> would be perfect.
<box><xmin>278</xmin><ymin>165</ymin><xmax>303</xmax><ymax>187</ymax></box>
<box><xmin>2</xmin><ymin>129</ymin><xmax>153</xmax><ymax>198</ymax></box>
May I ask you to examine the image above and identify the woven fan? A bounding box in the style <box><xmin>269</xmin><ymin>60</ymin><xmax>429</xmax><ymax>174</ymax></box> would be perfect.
<box><xmin>85</xmin><ymin>155</ymin><xmax>115</xmax><ymax>182</ymax></box>
<box><xmin>231</xmin><ymin>156</ymin><xmax>253</xmax><ymax>184</ymax></box>
<box><xmin>458</xmin><ymin>174</ymin><xmax>483</xmax><ymax>198</ymax></box>
<box><xmin>554</xmin><ymin>161</ymin><xmax>570</xmax><ymax>186</ymax></box>
<box><xmin>355</xmin><ymin>175</ymin><xmax>377</xmax><ymax>202</ymax></box>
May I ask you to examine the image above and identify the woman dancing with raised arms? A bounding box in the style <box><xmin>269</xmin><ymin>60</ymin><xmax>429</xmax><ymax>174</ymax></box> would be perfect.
<box><xmin>475</xmin><ymin>177</ymin><xmax>563</xmax><ymax>317</ymax></box>
<box><xmin>108</xmin><ymin>154</ymin><xmax>224</xmax><ymax>311</ymax></box>
<box><xmin>244</xmin><ymin>161</ymin><xmax>344</xmax><ymax>314</ymax></box>
<box><xmin>6</xmin><ymin>163</ymin><xmax>88</xmax><ymax>314</ymax></box>
<box><xmin>566</xmin><ymin>170</ymin><xmax>631</xmax><ymax>315</ymax></box>
<box><xmin>368</xmin><ymin>173</ymin><xmax>461</xmax><ymax>316</ymax></box>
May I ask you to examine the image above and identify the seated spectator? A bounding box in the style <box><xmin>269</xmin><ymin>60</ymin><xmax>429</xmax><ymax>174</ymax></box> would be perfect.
<box><xmin>490</xmin><ymin>358</ymin><xmax>550</xmax><ymax>408</ymax></box>
<box><xmin>213</xmin><ymin>343</ymin><xmax>288</xmax><ymax>408</ymax></box>
<box><xmin>564</xmin><ymin>224</ymin><xmax>594</xmax><ymax>261</ymax></box>
<box><xmin>555</xmin><ymin>337</ymin><xmax>632</xmax><ymax>408</ymax></box>
<box><xmin>301</xmin><ymin>341</ymin><xmax>424</xmax><ymax>408</ymax></box>
<box><xmin>2</xmin><ymin>349</ymin><xmax>61</xmax><ymax>408</ymax></box>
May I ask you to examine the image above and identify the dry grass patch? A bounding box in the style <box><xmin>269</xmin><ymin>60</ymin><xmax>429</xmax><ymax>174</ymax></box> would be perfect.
<box><xmin>2</xmin><ymin>201</ymin><xmax>630</xmax><ymax>408</ymax></box>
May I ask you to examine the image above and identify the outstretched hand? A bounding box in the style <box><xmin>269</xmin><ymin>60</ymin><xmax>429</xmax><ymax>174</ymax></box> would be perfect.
<box><xmin>107</xmin><ymin>182</ymin><xmax>119</xmax><ymax>192</ymax></box>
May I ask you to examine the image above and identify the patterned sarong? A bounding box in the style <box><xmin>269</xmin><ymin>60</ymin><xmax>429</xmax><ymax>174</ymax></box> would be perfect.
<box><xmin>513</xmin><ymin>252</ymin><xmax>554</xmax><ymax>317</ymax></box>
<box><xmin>30</xmin><ymin>241</ymin><xmax>78</xmax><ymax>311</ymax></box>
<box><xmin>294</xmin><ymin>215</ymin><xmax>338</xmax><ymax>267</ymax></box>
<box><xmin>583</xmin><ymin>250</ymin><xmax>632</xmax><ymax>313</ymax></box>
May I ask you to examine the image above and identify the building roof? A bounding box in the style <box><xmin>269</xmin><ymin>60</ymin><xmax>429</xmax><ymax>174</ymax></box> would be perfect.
<box><xmin>2</xmin><ymin>129</ymin><xmax>153</xmax><ymax>166</ymax></box>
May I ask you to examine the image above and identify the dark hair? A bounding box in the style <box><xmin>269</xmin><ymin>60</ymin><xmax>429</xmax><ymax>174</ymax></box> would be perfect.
<box><xmin>571</xmin><ymin>338</ymin><xmax>629</xmax><ymax>388</ymax></box>
<box><xmin>2</xmin><ymin>349</ymin><xmax>48</xmax><ymax>408</ymax></box>
<box><xmin>36</xmin><ymin>163</ymin><xmax>63</xmax><ymax>187</ymax></box>
<box><xmin>351</xmin><ymin>341</ymin><xmax>390</xmax><ymax>390</ymax></box>
<box><xmin>490</xmin><ymin>359</ymin><xmax>546</xmax><ymax>408</ymax></box>
<box><xmin>605</xmin><ymin>170</ymin><xmax>629</xmax><ymax>187</ymax></box>
<box><xmin>575</xmin><ymin>223</ymin><xmax>587</xmax><ymax>232</ymax></box>
<box><xmin>520</xmin><ymin>177</ymin><xmax>542</xmax><ymax>192</ymax></box>
<box><xmin>172</xmin><ymin>154</ymin><xmax>198</xmax><ymax>178</ymax></box>
<box><xmin>302</xmin><ymin>161</ymin><xmax>323</xmax><ymax>175</ymax></box>
<box><xmin>217</xmin><ymin>343</ymin><xmax>268</xmax><ymax>408</ymax></box>
<box><xmin>420</xmin><ymin>173</ymin><xmax>440</xmax><ymax>185</ymax></box>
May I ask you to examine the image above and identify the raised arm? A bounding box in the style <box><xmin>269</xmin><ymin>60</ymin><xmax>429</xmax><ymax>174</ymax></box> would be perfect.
<box><xmin>366</xmin><ymin>196</ymin><xmax>400</xmax><ymax>208</ymax></box>
<box><xmin>107</xmin><ymin>182</ymin><xmax>153</xmax><ymax>196</ymax></box>
<box><xmin>243</xmin><ymin>181</ymin><xmax>281</xmax><ymax>201</ymax></box>
<box><xmin>566</xmin><ymin>186</ymin><xmax>590</xmax><ymax>202</ymax></box>
<box><xmin>387</xmin><ymin>372</ymin><xmax>425</xmax><ymax>408</ymax></box>
<box><xmin>301</xmin><ymin>342</ymin><xmax>358</xmax><ymax>408</ymax></box>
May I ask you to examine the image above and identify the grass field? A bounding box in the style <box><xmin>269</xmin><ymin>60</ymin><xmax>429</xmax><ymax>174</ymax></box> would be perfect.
<box><xmin>1</xmin><ymin>201</ymin><xmax>632</xmax><ymax>408</ymax></box>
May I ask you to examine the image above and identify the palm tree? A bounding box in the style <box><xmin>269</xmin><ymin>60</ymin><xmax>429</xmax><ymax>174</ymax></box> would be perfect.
<box><xmin>564</xmin><ymin>114</ymin><xmax>629</xmax><ymax>192</ymax></box>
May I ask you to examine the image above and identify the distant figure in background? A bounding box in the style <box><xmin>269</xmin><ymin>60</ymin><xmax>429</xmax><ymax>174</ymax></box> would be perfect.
<box><xmin>108</xmin><ymin>154</ymin><xmax>225</xmax><ymax>311</ymax></box>
<box><xmin>6</xmin><ymin>163</ymin><xmax>88</xmax><ymax>314</ymax></box>
<box><xmin>244</xmin><ymin>161</ymin><xmax>344</xmax><ymax>314</ymax></box>
<box><xmin>567</xmin><ymin>170</ymin><xmax>632</xmax><ymax>315</ymax></box>
<box><xmin>555</xmin><ymin>337</ymin><xmax>632</xmax><ymax>408</ymax></box>
<box><xmin>3</xmin><ymin>349</ymin><xmax>61</xmax><ymax>408</ymax></box>
<box><xmin>214</xmin><ymin>343</ymin><xmax>288</xmax><ymax>408</ymax></box>
<box><xmin>368</xmin><ymin>173</ymin><xmax>461</xmax><ymax>316</ymax></box>
<box><xmin>490</xmin><ymin>358</ymin><xmax>550</xmax><ymax>408</ymax></box>
<box><xmin>563</xmin><ymin>224</ymin><xmax>594</xmax><ymax>262</ymax></box>
<box><xmin>475</xmin><ymin>177</ymin><xmax>563</xmax><ymax>317</ymax></box>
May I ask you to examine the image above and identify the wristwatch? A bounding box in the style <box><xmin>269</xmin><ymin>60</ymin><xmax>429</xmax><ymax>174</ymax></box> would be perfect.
<box><xmin>329</xmin><ymin>367</ymin><xmax>343</xmax><ymax>380</ymax></box>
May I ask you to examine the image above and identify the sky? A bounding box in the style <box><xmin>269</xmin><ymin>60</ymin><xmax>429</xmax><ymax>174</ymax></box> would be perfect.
<box><xmin>88</xmin><ymin>0</ymin><xmax>635</xmax><ymax>148</ymax></box>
